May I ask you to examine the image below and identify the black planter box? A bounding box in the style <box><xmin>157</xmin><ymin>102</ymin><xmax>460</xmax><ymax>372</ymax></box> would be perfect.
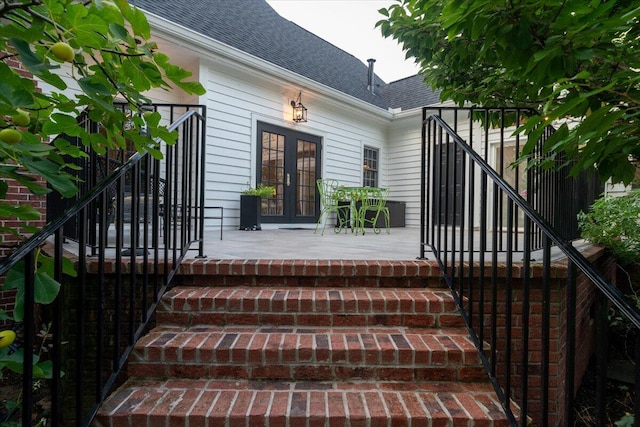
<box><xmin>239</xmin><ymin>195</ymin><xmax>261</xmax><ymax>230</ymax></box>
<box><xmin>364</xmin><ymin>200</ymin><xmax>406</xmax><ymax>228</ymax></box>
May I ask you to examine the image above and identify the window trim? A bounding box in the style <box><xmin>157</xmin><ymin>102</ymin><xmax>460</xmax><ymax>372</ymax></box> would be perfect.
<box><xmin>363</xmin><ymin>146</ymin><xmax>379</xmax><ymax>187</ymax></box>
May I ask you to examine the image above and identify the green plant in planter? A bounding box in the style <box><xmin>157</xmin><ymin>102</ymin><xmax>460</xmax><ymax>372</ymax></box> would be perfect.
<box><xmin>241</xmin><ymin>184</ymin><xmax>276</xmax><ymax>198</ymax></box>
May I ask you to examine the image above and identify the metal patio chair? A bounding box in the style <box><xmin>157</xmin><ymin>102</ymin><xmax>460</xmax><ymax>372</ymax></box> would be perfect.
<box><xmin>314</xmin><ymin>179</ymin><xmax>351</xmax><ymax>235</ymax></box>
<box><xmin>357</xmin><ymin>187</ymin><xmax>390</xmax><ymax>235</ymax></box>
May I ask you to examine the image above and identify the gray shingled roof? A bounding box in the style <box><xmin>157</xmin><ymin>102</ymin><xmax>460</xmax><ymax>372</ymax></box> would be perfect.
<box><xmin>133</xmin><ymin>0</ymin><xmax>439</xmax><ymax>111</ymax></box>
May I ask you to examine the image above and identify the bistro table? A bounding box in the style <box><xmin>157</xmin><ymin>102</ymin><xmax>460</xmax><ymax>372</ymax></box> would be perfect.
<box><xmin>335</xmin><ymin>186</ymin><xmax>388</xmax><ymax>234</ymax></box>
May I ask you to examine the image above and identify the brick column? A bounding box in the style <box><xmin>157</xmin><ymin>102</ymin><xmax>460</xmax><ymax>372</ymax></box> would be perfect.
<box><xmin>467</xmin><ymin>245</ymin><xmax>615</xmax><ymax>425</ymax></box>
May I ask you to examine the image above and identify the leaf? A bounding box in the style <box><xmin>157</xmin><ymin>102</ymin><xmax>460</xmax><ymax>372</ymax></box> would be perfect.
<box><xmin>53</xmin><ymin>138</ymin><xmax>89</xmax><ymax>158</ymax></box>
<box><xmin>10</xmin><ymin>38</ymin><xmax>54</xmax><ymax>74</ymax></box>
<box><xmin>33</xmin><ymin>360</ymin><xmax>56</xmax><ymax>379</ymax></box>
<box><xmin>154</xmin><ymin>53</ymin><xmax>205</xmax><ymax>95</ymax></box>
<box><xmin>125</xmin><ymin>5</ymin><xmax>151</xmax><ymax>39</ymax></box>
<box><xmin>0</xmin><ymin>63</ymin><xmax>37</xmax><ymax>107</ymax></box>
<box><xmin>109</xmin><ymin>23</ymin><xmax>129</xmax><ymax>40</ymax></box>
<box><xmin>0</xmin><ymin>348</ymin><xmax>24</xmax><ymax>364</ymax></box>
<box><xmin>42</xmin><ymin>113</ymin><xmax>81</xmax><ymax>136</ymax></box>
<box><xmin>0</xmin><ymin>203</ymin><xmax>41</xmax><ymax>220</ymax></box>
<box><xmin>62</xmin><ymin>257</ymin><xmax>78</xmax><ymax>278</ymax></box>
<box><xmin>9</xmin><ymin>39</ymin><xmax>66</xmax><ymax>90</ymax></box>
<box><xmin>12</xmin><ymin>291</ymin><xmax>24</xmax><ymax>322</ymax></box>
<box><xmin>77</xmin><ymin>78</ymin><xmax>116</xmax><ymax>111</ymax></box>
<box><xmin>22</xmin><ymin>158</ymin><xmax>77</xmax><ymax>198</ymax></box>
<box><xmin>3</xmin><ymin>262</ymin><xmax>25</xmax><ymax>292</ymax></box>
<box><xmin>34</xmin><ymin>272</ymin><xmax>61</xmax><ymax>305</ymax></box>
<box><xmin>68</xmin><ymin>4</ymin><xmax>109</xmax><ymax>48</ymax></box>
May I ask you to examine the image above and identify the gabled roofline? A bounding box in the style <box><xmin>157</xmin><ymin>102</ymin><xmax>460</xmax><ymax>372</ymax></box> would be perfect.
<box><xmin>144</xmin><ymin>12</ymin><xmax>394</xmax><ymax>122</ymax></box>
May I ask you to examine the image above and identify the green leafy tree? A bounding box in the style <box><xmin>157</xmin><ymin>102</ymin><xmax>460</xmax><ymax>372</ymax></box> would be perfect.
<box><xmin>0</xmin><ymin>0</ymin><xmax>204</xmax><ymax>219</ymax></box>
<box><xmin>0</xmin><ymin>0</ymin><xmax>205</xmax><ymax>391</ymax></box>
<box><xmin>378</xmin><ymin>0</ymin><xmax>640</xmax><ymax>185</ymax></box>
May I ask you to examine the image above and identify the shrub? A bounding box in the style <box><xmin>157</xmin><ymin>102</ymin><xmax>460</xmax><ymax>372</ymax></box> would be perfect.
<box><xmin>577</xmin><ymin>190</ymin><xmax>640</xmax><ymax>266</ymax></box>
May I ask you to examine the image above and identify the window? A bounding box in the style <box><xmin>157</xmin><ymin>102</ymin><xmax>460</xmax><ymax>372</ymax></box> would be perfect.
<box><xmin>363</xmin><ymin>146</ymin><xmax>378</xmax><ymax>187</ymax></box>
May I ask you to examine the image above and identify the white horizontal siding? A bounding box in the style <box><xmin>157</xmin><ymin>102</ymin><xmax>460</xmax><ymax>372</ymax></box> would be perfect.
<box><xmin>199</xmin><ymin>58</ymin><xmax>389</xmax><ymax>229</ymax></box>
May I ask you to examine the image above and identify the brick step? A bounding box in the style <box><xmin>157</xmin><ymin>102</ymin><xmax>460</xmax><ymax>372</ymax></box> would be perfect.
<box><xmin>158</xmin><ymin>287</ymin><xmax>465</xmax><ymax>328</ymax></box>
<box><xmin>94</xmin><ymin>379</ymin><xmax>511</xmax><ymax>427</ymax></box>
<box><xmin>174</xmin><ymin>259</ymin><xmax>444</xmax><ymax>288</ymax></box>
<box><xmin>128</xmin><ymin>326</ymin><xmax>486</xmax><ymax>382</ymax></box>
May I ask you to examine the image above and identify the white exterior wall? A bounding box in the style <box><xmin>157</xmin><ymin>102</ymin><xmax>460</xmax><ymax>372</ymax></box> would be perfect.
<box><xmin>387</xmin><ymin>110</ymin><xmax>422</xmax><ymax>227</ymax></box>
<box><xmin>199</xmin><ymin>57</ymin><xmax>390</xmax><ymax>228</ymax></box>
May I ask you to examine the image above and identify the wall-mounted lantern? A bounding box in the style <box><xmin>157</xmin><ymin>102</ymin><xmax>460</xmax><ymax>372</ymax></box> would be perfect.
<box><xmin>290</xmin><ymin>91</ymin><xmax>308</xmax><ymax>123</ymax></box>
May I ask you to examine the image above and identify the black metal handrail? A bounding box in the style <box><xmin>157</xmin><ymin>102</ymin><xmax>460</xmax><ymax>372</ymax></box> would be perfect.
<box><xmin>421</xmin><ymin>107</ymin><xmax>603</xmax><ymax>253</ymax></box>
<box><xmin>0</xmin><ymin>104</ymin><xmax>206</xmax><ymax>426</ymax></box>
<box><xmin>421</xmin><ymin>111</ymin><xmax>640</xmax><ymax>426</ymax></box>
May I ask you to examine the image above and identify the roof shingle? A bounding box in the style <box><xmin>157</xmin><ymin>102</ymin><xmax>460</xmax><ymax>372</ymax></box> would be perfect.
<box><xmin>133</xmin><ymin>0</ymin><xmax>439</xmax><ymax>111</ymax></box>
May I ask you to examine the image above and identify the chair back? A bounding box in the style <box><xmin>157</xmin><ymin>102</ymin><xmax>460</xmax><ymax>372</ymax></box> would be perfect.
<box><xmin>372</xmin><ymin>187</ymin><xmax>389</xmax><ymax>208</ymax></box>
<box><xmin>317</xmin><ymin>179</ymin><xmax>343</xmax><ymax>207</ymax></box>
<box><xmin>360</xmin><ymin>187</ymin><xmax>388</xmax><ymax>210</ymax></box>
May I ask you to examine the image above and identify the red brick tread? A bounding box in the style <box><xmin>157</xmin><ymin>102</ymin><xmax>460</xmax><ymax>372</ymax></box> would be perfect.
<box><xmin>97</xmin><ymin>276</ymin><xmax>509</xmax><ymax>425</ymax></box>
<box><xmin>158</xmin><ymin>287</ymin><xmax>464</xmax><ymax>328</ymax></box>
<box><xmin>94</xmin><ymin>379</ymin><xmax>511</xmax><ymax>427</ymax></box>
<box><xmin>128</xmin><ymin>326</ymin><xmax>486</xmax><ymax>382</ymax></box>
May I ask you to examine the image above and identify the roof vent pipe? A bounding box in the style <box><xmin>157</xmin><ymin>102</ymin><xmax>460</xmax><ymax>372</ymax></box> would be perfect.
<box><xmin>367</xmin><ymin>58</ymin><xmax>376</xmax><ymax>95</ymax></box>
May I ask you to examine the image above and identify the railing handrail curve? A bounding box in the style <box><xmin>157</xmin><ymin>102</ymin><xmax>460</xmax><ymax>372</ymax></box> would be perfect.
<box><xmin>0</xmin><ymin>108</ymin><xmax>202</xmax><ymax>277</ymax></box>
<box><xmin>426</xmin><ymin>113</ymin><xmax>640</xmax><ymax>330</ymax></box>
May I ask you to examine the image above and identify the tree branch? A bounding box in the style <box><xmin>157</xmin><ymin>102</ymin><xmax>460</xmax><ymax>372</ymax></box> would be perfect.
<box><xmin>0</xmin><ymin>0</ymin><xmax>41</xmax><ymax>17</ymax></box>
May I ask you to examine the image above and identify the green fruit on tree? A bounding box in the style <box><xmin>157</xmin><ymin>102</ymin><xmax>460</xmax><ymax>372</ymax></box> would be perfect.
<box><xmin>51</xmin><ymin>41</ymin><xmax>75</xmax><ymax>62</ymax></box>
<box><xmin>0</xmin><ymin>128</ymin><xmax>22</xmax><ymax>144</ymax></box>
<box><xmin>11</xmin><ymin>109</ymin><xmax>30</xmax><ymax>127</ymax></box>
<box><xmin>0</xmin><ymin>330</ymin><xmax>16</xmax><ymax>349</ymax></box>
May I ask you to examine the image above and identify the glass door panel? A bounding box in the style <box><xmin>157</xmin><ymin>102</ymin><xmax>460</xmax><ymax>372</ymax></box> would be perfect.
<box><xmin>257</xmin><ymin>122</ymin><xmax>321</xmax><ymax>224</ymax></box>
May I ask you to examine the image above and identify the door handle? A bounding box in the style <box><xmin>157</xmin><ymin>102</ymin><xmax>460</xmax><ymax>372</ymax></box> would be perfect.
<box><xmin>286</xmin><ymin>173</ymin><xmax>291</xmax><ymax>187</ymax></box>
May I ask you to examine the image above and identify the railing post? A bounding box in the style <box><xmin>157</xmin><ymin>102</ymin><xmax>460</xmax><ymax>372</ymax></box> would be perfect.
<box><xmin>22</xmin><ymin>251</ymin><xmax>35</xmax><ymax>427</ymax></box>
<box><xmin>51</xmin><ymin>229</ymin><xmax>64</xmax><ymax>426</ymax></box>
<box><xmin>595</xmin><ymin>291</ymin><xmax>608</xmax><ymax>426</ymax></box>
<box><xmin>198</xmin><ymin>108</ymin><xmax>207</xmax><ymax>258</ymax></box>
<box><xmin>564</xmin><ymin>259</ymin><xmax>576</xmax><ymax>426</ymax></box>
<box><xmin>635</xmin><ymin>332</ymin><xmax>640</xmax><ymax>427</ymax></box>
<box><xmin>419</xmin><ymin>108</ymin><xmax>428</xmax><ymax>259</ymax></box>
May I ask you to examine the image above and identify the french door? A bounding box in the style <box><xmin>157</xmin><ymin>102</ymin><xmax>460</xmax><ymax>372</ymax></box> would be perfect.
<box><xmin>257</xmin><ymin>122</ymin><xmax>321</xmax><ymax>224</ymax></box>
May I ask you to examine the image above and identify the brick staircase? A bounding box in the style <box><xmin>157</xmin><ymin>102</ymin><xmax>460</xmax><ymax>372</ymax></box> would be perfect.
<box><xmin>94</xmin><ymin>260</ymin><xmax>510</xmax><ymax>426</ymax></box>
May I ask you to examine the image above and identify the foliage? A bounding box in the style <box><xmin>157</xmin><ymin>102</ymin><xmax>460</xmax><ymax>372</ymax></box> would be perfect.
<box><xmin>242</xmin><ymin>184</ymin><xmax>276</xmax><ymax>198</ymax></box>
<box><xmin>377</xmin><ymin>0</ymin><xmax>640</xmax><ymax>185</ymax></box>
<box><xmin>0</xmin><ymin>0</ymin><xmax>205</xmax><ymax>317</ymax></box>
<box><xmin>577</xmin><ymin>190</ymin><xmax>640</xmax><ymax>266</ymax></box>
<box><xmin>0</xmin><ymin>1</ymin><xmax>205</xmax><ymax>421</ymax></box>
<box><xmin>0</xmin><ymin>0</ymin><xmax>205</xmax><ymax>221</ymax></box>
<box><xmin>615</xmin><ymin>413</ymin><xmax>635</xmax><ymax>427</ymax></box>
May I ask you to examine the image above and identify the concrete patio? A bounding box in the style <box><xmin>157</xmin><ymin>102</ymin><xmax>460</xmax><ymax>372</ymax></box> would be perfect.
<box><xmin>191</xmin><ymin>226</ymin><xmax>424</xmax><ymax>261</ymax></box>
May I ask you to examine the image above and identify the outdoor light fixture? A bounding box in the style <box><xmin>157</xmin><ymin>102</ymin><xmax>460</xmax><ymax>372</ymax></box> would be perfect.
<box><xmin>290</xmin><ymin>91</ymin><xmax>308</xmax><ymax>123</ymax></box>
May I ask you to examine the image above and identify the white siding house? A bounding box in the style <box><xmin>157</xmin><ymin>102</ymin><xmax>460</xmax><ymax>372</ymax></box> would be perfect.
<box><xmin>125</xmin><ymin>0</ymin><xmax>444</xmax><ymax>231</ymax></box>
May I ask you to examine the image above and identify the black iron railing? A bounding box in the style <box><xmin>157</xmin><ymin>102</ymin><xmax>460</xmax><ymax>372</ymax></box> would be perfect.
<box><xmin>0</xmin><ymin>104</ymin><xmax>206</xmax><ymax>426</ymax></box>
<box><xmin>421</xmin><ymin>110</ymin><xmax>640</xmax><ymax>426</ymax></box>
<box><xmin>421</xmin><ymin>107</ymin><xmax>602</xmax><ymax>255</ymax></box>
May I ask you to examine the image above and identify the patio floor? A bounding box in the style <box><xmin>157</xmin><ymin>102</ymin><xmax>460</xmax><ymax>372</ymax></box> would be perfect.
<box><xmin>189</xmin><ymin>226</ymin><xmax>424</xmax><ymax>260</ymax></box>
<box><xmin>69</xmin><ymin>224</ymin><xmax>588</xmax><ymax>263</ymax></box>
